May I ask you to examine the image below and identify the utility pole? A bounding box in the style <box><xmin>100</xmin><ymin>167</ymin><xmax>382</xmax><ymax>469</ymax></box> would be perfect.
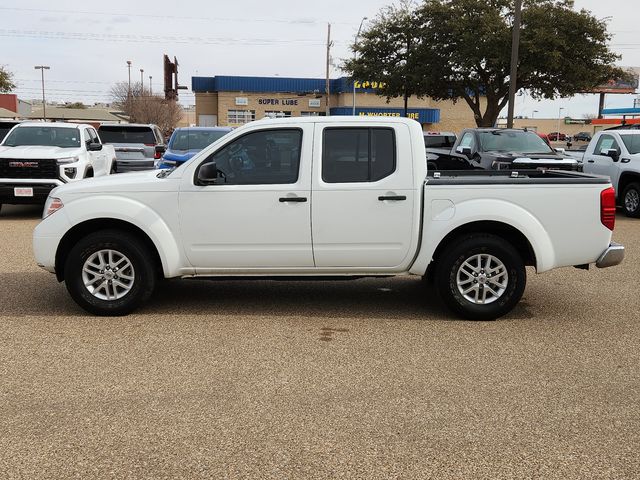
<box><xmin>325</xmin><ymin>23</ymin><xmax>332</xmax><ymax>116</ymax></box>
<box><xmin>34</xmin><ymin>65</ymin><xmax>50</xmax><ymax>121</ymax></box>
<box><xmin>352</xmin><ymin>17</ymin><xmax>367</xmax><ymax>115</ymax></box>
<box><xmin>149</xmin><ymin>75</ymin><xmax>153</xmax><ymax>95</ymax></box>
<box><xmin>140</xmin><ymin>69</ymin><xmax>144</xmax><ymax>92</ymax></box>
<box><xmin>506</xmin><ymin>0</ymin><xmax>523</xmax><ymax>128</ymax></box>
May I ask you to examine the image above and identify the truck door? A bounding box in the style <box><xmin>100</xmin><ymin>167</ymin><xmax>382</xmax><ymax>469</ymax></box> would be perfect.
<box><xmin>311</xmin><ymin>124</ymin><xmax>416</xmax><ymax>269</ymax></box>
<box><xmin>86</xmin><ymin>127</ymin><xmax>108</xmax><ymax>175</ymax></box>
<box><xmin>587</xmin><ymin>133</ymin><xmax>621</xmax><ymax>183</ymax></box>
<box><xmin>179</xmin><ymin>126</ymin><xmax>314</xmax><ymax>270</ymax></box>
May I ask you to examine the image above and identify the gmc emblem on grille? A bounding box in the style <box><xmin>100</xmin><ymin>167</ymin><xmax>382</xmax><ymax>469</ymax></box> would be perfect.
<box><xmin>8</xmin><ymin>161</ymin><xmax>39</xmax><ymax>168</ymax></box>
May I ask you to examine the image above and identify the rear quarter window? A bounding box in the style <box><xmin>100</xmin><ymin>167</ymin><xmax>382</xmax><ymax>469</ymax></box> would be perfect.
<box><xmin>98</xmin><ymin>126</ymin><xmax>156</xmax><ymax>144</ymax></box>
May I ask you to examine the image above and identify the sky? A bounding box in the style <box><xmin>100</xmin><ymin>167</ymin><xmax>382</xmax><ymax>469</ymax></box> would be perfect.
<box><xmin>2</xmin><ymin>0</ymin><xmax>640</xmax><ymax>119</ymax></box>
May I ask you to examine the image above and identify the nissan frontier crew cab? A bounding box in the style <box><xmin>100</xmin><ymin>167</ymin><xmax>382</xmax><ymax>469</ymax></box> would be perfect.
<box><xmin>0</xmin><ymin>122</ymin><xmax>116</xmax><ymax>213</ymax></box>
<box><xmin>33</xmin><ymin>117</ymin><xmax>624</xmax><ymax>320</ymax></box>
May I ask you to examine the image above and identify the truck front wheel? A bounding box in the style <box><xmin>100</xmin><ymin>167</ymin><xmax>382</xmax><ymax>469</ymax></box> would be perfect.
<box><xmin>64</xmin><ymin>230</ymin><xmax>156</xmax><ymax>316</ymax></box>
<box><xmin>622</xmin><ymin>182</ymin><xmax>640</xmax><ymax>217</ymax></box>
<box><xmin>435</xmin><ymin>234</ymin><xmax>526</xmax><ymax>321</ymax></box>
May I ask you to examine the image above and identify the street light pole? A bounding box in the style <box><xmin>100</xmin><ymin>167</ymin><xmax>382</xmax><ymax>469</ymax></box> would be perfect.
<box><xmin>126</xmin><ymin>60</ymin><xmax>132</xmax><ymax>96</ymax></box>
<box><xmin>557</xmin><ymin>107</ymin><xmax>565</xmax><ymax>141</ymax></box>
<box><xmin>149</xmin><ymin>75</ymin><xmax>153</xmax><ymax>95</ymax></box>
<box><xmin>352</xmin><ymin>17</ymin><xmax>368</xmax><ymax>116</ymax></box>
<box><xmin>506</xmin><ymin>0</ymin><xmax>523</xmax><ymax>128</ymax></box>
<box><xmin>34</xmin><ymin>65</ymin><xmax>50</xmax><ymax>121</ymax></box>
<box><xmin>140</xmin><ymin>69</ymin><xmax>144</xmax><ymax>92</ymax></box>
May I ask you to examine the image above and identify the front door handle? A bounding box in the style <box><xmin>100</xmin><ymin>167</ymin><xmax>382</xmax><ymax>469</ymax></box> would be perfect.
<box><xmin>378</xmin><ymin>195</ymin><xmax>407</xmax><ymax>201</ymax></box>
<box><xmin>279</xmin><ymin>197</ymin><xmax>307</xmax><ymax>203</ymax></box>
<box><xmin>587</xmin><ymin>160</ymin><xmax>595</xmax><ymax>163</ymax></box>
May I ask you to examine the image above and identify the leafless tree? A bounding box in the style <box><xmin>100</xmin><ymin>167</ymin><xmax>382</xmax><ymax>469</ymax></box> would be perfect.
<box><xmin>110</xmin><ymin>81</ymin><xmax>182</xmax><ymax>134</ymax></box>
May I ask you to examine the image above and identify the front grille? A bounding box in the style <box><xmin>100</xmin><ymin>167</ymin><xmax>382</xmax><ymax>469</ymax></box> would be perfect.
<box><xmin>0</xmin><ymin>158</ymin><xmax>59</xmax><ymax>179</ymax></box>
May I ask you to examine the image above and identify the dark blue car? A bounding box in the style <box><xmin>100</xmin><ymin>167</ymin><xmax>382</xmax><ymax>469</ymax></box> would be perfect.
<box><xmin>156</xmin><ymin>127</ymin><xmax>232</xmax><ymax>169</ymax></box>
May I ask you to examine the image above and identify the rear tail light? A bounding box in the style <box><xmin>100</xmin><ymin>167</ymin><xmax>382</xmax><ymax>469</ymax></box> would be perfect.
<box><xmin>600</xmin><ymin>187</ymin><xmax>616</xmax><ymax>231</ymax></box>
<box><xmin>154</xmin><ymin>151</ymin><xmax>162</xmax><ymax>159</ymax></box>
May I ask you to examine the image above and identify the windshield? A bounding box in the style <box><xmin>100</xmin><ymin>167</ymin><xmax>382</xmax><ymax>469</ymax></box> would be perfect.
<box><xmin>98</xmin><ymin>126</ymin><xmax>156</xmax><ymax>144</ymax></box>
<box><xmin>424</xmin><ymin>135</ymin><xmax>456</xmax><ymax>148</ymax></box>
<box><xmin>620</xmin><ymin>134</ymin><xmax>640</xmax><ymax>154</ymax></box>
<box><xmin>2</xmin><ymin>126</ymin><xmax>81</xmax><ymax>148</ymax></box>
<box><xmin>170</xmin><ymin>129</ymin><xmax>229</xmax><ymax>151</ymax></box>
<box><xmin>478</xmin><ymin>131</ymin><xmax>554</xmax><ymax>154</ymax></box>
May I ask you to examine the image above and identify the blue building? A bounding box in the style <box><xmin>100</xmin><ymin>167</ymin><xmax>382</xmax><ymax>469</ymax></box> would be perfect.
<box><xmin>191</xmin><ymin>75</ymin><xmax>444</xmax><ymax>129</ymax></box>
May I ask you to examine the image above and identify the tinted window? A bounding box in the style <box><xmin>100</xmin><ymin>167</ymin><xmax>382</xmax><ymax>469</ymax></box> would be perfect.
<box><xmin>424</xmin><ymin>134</ymin><xmax>456</xmax><ymax>148</ymax></box>
<box><xmin>478</xmin><ymin>131</ymin><xmax>553</xmax><ymax>154</ymax></box>
<box><xmin>171</xmin><ymin>129</ymin><xmax>230</xmax><ymax>151</ymax></box>
<box><xmin>87</xmin><ymin>128</ymin><xmax>100</xmax><ymax>144</ymax></box>
<box><xmin>98</xmin><ymin>126</ymin><xmax>156</xmax><ymax>144</ymax></box>
<box><xmin>0</xmin><ymin>123</ymin><xmax>19</xmax><ymax>143</ymax></box>
<box><xmin>323</xmin><ymin>128</ymin><xmax>395</xmax><ymax>183</ymax></box>
<box><xmin>458</xmin><ymin>132</ymin><xmax>476</xmax><ymax>150</ymax></box>
<box><xmin>594</xmin><ymin>134</ymin><xmax>621</xmax><ymax>155</ymax></box>
<box><xmin>3</xmin><ymin>126</ymin><xmax>81</xmax><ymax>148</ymax></box>
<box><xmin>208</xmin><ymin>129</ymin><xmax>302</xmax><ymax>185</ymax></box>
<box><xmin>620</xmin><ymin>134</ymin><xmax>640</xmax><ymax>154</ymax></box>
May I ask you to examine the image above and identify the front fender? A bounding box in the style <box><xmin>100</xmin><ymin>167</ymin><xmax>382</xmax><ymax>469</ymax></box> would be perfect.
<box><xmin>60</xmin><ymin>195</ymin><xmax>187</xmax><ymax>277</ymax></box>
<box><xmin>409</xmin><ymin>198</ymin><xmax>556</xmax><ymax>275</ymax></box>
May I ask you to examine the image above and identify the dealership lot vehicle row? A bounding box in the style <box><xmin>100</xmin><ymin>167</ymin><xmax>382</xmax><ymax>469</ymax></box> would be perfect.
<box><xmin>1</xmin><ymin>204</ymin><xmax>639</xmax><ymax>479</ymax></box>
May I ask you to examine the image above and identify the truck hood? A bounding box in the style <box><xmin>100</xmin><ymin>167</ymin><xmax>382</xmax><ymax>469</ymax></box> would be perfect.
<box><xmin>0</xmin><ymin>145</ymin><xmax>83</xmax><ymax>159</ymax></box>
<box><xmin>52</xmin><ymin>169</ymin><xmax>180</xmax><ymax>198</ymax></box>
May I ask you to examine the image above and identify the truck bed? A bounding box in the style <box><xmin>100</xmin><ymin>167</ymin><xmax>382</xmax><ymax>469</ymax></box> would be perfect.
<box><xmin>426</xmin><ymin>169</ymin><xmax>608</xmax><ymax>185</ymax></box>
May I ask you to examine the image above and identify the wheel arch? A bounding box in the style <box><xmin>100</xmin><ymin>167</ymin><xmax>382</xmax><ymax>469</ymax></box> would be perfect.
<box><xmin>55</xmin><ymin>218</ymin><xmax>164</xmax><ymax>282</ymax></box>
<box><xmin>617</xmin><ymin>171</ymin><xmax>640</xmax><ymax>202</ymax></box>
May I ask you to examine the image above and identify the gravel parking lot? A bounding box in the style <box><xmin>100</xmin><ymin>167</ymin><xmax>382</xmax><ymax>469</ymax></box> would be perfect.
<box><xmin>0</xmin><ymin>204</ymin><xmax>638</xmax><ymax>479</ymax></box>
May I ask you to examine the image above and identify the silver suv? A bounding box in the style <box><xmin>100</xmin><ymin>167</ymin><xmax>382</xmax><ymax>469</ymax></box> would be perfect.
<box><xmin>97</xmin><ymin>124</ymin><xmax>166</xmax><ymax>172</ymax></box>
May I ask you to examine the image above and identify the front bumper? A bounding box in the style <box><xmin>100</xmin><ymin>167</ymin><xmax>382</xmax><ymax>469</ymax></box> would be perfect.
<box><xmin>596</xmin><ymin>242</ymin><xmax>625</xmax><ymax>268</ymax></box>
<box><xmin>0</xmin><ymin>178</ymin><xmax>63</xmax><ymax>205</ymax></box>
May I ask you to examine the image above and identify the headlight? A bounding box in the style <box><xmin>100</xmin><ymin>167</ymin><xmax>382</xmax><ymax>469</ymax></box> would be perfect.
<box><xmin>43</xmin><ymin>197</ymin><xmax>64</xmax><ymax>218</ymax></box>
<box><xmin>57</xmin><ymin>156</ymin><xmax>79</xmax><ymax>164</ymax></box>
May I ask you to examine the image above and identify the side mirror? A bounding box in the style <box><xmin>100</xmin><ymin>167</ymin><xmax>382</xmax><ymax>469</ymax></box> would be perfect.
<box><xmin>456</xmin><ymin>146</ymin><xmax>472</xmax><ymax>157</ymax></box>
<box><xmin>197</xmin><ymin>161</ymin><xmax>219</xmax><ymax>185</ymax></box>
<box><xmin>155</xmin><ymin>145</ymin><xmax>166</xmax><ymax>154</ymax></box>
<box><xmin>87</xmin><ymin>142</ymin><xmax>103</xmax><ymax>151</ymax></box>
<box><xmin>603</xmin><ymin>149</ymin><xmax>619</xmax><ymax>162</ymax></box>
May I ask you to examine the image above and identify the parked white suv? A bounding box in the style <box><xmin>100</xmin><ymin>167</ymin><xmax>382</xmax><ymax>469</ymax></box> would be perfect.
<box><xmin>0</xmin><ymin>122</ymin><xmax>116</xmax><ymax>212</ymax></box>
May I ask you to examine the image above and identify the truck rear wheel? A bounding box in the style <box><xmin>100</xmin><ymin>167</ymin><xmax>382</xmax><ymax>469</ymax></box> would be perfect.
<box><xmin>64</xmin><ymin>229</ymin><xmax>156</xmax><ymax>316</ymax></box>
<box><xmin>622</xmin><ymin>182</ymin><xmax>640</xmax><ymax>217</ymax></box>
<box><xmin>435</xmin><ymin>234</ymin><xmax>526</xmax><ymax>320</ymax></box>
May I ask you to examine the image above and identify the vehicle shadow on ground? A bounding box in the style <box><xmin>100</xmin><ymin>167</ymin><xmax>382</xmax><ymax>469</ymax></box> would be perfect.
<box><xmin>0</xmin><ymin>272</ymin><xmax>543</xmax><ymax>321</ymax></box>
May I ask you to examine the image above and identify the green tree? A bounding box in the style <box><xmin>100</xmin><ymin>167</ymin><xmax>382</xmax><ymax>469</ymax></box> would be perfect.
<box><xmin>345</xmin><ymin>0</ymin><xmax>624</xmax><ymax>127</ymax></box>
<box><xmin>0</xmin><ymin>66</ymin><xmax>16</xmax><ymax>93</ymax></box>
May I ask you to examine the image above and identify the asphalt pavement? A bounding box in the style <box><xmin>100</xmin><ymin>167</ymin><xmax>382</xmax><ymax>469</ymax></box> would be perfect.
<box><xmin>0</xmin><ymin>204</ymin><xmax>638</xmax><ymax>479</ymax></box>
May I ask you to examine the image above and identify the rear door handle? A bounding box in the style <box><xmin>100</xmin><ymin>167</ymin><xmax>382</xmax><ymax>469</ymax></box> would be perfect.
<box><xmin>279</xmin><ymin>197</ymin><xmax>307</xmax><ymax>203</ymax></box>
<box><xmin>378</xmin><ymin>195</ymin><xmax>407</xmax><ymax>201</ymax></box>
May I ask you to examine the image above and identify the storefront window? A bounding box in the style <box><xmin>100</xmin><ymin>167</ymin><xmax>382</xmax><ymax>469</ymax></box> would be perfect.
<box><xmin>264</xmin><ymin>111</ymin><xmax>292</xmax><ymax>118</ymax></box>
<box><xmin>228</xmin><ymin>110</ymin><xmax>256</xmax><ymax>124</ymax></box>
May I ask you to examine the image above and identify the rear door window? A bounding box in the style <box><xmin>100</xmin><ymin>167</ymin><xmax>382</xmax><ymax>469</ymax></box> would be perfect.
<box><xmin>98</xmin><ymin>126</ymin><xmax>156</xmax><ymax>144</ymax></box>
<box><xmin>322</xmin><ymin>128</ymin><xmax>396</xmax><ymax>183</ymax></box>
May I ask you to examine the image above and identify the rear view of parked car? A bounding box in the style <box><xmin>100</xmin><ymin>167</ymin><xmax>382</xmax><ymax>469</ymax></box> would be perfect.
<box><xmin>548</xmin><ymin>132</ymin><xmax>567</xmax><ymax>142</ymax></box>
<box><xmin>156</xmin><ymin>127</ymin><xmax>232</xmax><ymax>169</ymax></box>
<box><xmin>97</xmin><ymin>124</ymin><xmax>166</xmax><ymax>172</ymax></box>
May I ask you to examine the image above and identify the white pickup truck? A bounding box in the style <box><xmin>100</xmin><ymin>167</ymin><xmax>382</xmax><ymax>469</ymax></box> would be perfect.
<box><xmin>33</xmin><ymin>117</ymin><xmax>624</xmax><ymax>320</ymax></box>
<box><xmin>0</xmin><ymin>122</ymin><xmax>116</xmax><ymax>213</ymax></box>
<box><xmin>581</xmin><ymin>128</ymin><xmax>640</xmax><ymax>217</ymax></box>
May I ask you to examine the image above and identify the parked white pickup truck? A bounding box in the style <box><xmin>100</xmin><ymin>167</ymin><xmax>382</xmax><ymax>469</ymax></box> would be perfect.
<box><xmin>33</xmin><ymin>117</ymin><xmax>624</xmax><ymax>320</ymax></box>
<box><xmin>581</xmin><ymin>129</ymin><xmax>640</xmax><ymax>217</ymax></box>
<box><xmin>0</xmin><ymin>122</ymin><xmax>116</xmax><ymax>212</ymax></box>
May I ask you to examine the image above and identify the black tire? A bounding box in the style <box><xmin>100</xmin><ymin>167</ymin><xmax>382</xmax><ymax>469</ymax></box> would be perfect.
<box><xmin>110</xmin><ymin>162</ymin><xmax>117</xmax><ymax>174</ymax></box>
<box><xmin>622</xmin><ymin>182</ymin><xmax>640</xmax><ymax>218</ymax></box>
<box><xmin>64</xmin><ymin>229</ymin><xmax>156</xmax><ymax>316</ymax></box>
<box><xmin>85</xmin><ymin>168</ymin><xmax>94</xmax><ymax>178</ymax></box>
<box><xmin>435</xmin><ymin>234</ymin><xmax>526</xmax><ymax>321</ymax></box>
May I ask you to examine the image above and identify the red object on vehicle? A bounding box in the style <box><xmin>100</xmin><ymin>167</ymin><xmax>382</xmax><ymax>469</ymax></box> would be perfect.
<box><xmin>600</xmin><ymin>187</ymin><xmax>616</xmax><ymax>231</ymax></box>
<box><xmin>537</xmin><ymin>133</ymin><xmax>551</xmax><ymax>146</ymax></box>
